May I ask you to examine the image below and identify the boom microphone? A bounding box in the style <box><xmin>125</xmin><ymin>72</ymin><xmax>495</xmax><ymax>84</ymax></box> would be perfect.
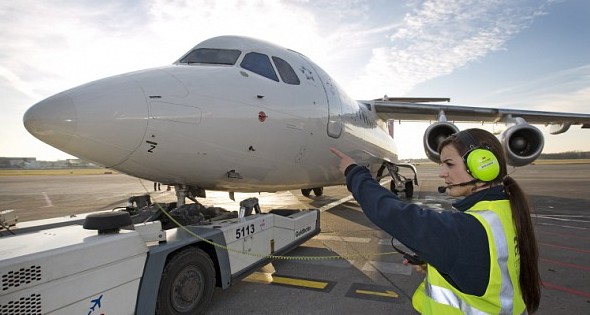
<box><xmin>438</xmin><ymin>179</ymin><xmax>478</xmax><ymax>193</ymax></box>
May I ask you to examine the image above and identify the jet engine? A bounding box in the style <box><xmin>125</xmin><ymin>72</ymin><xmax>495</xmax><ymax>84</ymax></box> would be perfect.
<box><xmin>501</xmin><ymin>122</ymin><xmax>544</xmax><ymax>167</ymax></box>
<box><xmin>423</xmin><ymin>118</ymin><xmax>545</xmax><ymax>167</ymax></box>
<box><xmin>423</xmin><ymin>121</ymin><xmax>460</xmax><ymax>163</ymax></box>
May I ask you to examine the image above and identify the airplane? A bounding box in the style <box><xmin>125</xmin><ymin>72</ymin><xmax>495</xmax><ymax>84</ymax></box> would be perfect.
<box><xmin>23</xmin><ymin>35</ymin><xmax>590</xmax><ymax>210</ymax></box>
<box><xmin>89</xmin><ymin>294</ymin><xmax>102</xmax><ymax>313</ymax></box>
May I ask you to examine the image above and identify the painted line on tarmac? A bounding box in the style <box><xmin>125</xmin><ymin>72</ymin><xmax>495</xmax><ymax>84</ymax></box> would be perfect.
<box><xmin>345</xmin><ymin>283</ymin><xmax>402</xmax><ymax>303</ymax></box>
<box><xmin>542</xmin><ymin>281</ymin><xmax>590</xmax><ymax>299</ymax></box>
<box><xmin>42</xmin><ymin>192</ymin><xmax>53</xmax><ymax>207</ymax></box>
<box><xmin>540</xmin><ymin>258</ymin><xmax>590</xmax><ymax>272</ymax></box>
<box><xmin>243</xmin><ymin>271</ymin><xmax>335</xmax><ymax>292</ymax></box>
<box><xmin>318</xmin><ymin>195</ymin><xmax>355</xmax><ymax>212</ymax></box>
<box><xmin>533</xmin><ymin>214</ymin><xmax>590</xmax><ymax>224</ymax></box>
<box><xmin>536</xmin><ymin>222</ymin><xmax>586</xmax><ymax>230</ymax></box>
<box><xmin>536</xmin><ymin>230</ymin><xmax>588</xmax><ymax>240</ymax></box>
<box><xmin>539</xmin><ymin>242</ymin><xmax>590</xmax><ymax>253</ymax></box>
<box><xmin>314</xmin><ymin>234</ymin><xmax>371</xmax><ymax>243</ymax></box>
<box><xmin>356</xmin><ymin>289</ymin><xmax>398</xmax><ymax>298</ymax></box>
<box><xmin>362</xmin><ymin>260</ymin><xmax>413</xmax><ymax>276</ymax></box>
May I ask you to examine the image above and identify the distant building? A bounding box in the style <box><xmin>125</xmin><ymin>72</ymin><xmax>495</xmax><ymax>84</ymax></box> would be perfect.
<box><xmin>0</xmin><ymin>157</ymin><xmax>98</xmax><ymax>169</ymax></box>
<box><xmin>65</xmin><ymin>159</ymin><xmax>98</xmax><ymax>168</ymax></box>
<box><xmin>0</xmin><ymin>157</ymin><xmax>39</xmax><ymax>169</ymax></box>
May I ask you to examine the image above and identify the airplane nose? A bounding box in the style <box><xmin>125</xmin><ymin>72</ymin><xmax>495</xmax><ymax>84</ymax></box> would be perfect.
<box><xmin>23</xmin><ymin>75</ymin><xmax>149</xmax><ymax>167</ymax></box>
<box><xmin>24</xmin><ymin>92</ymin><xmax>78</xmax><ymax>149</ymax></box>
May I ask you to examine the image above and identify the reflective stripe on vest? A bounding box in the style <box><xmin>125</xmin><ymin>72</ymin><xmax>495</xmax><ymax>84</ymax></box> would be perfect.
<box><xmin>479</xmin><ymin>210</ymin><xmax>513</xmax><ymax>315</ymax></box>
<box><xmin>424</xmin><ymin>282</ymin><xmax>489</xmax><ymax>314</ymax></box>
<box><xmin>423</xmin><ymin>210</ymin><xmax>516</xmax><ymax>315</ymax></box>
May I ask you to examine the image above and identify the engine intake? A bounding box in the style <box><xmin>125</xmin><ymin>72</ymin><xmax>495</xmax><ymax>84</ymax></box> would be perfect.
<box><xmin>423</xmin><ymin>121</ymin><xmax>460</xmax><ymax>163</ymax></box>
<box><xmin>501</xmin><ymin>123</ymin><xmax>544</xmax><ymax>167</ymax></box>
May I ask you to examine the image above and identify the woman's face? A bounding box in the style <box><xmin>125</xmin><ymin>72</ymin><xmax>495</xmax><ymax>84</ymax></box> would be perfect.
<box><xmin>439</xmin><ymin>144</ymin><xmax>475</xmax><ymax>197</ymax></box>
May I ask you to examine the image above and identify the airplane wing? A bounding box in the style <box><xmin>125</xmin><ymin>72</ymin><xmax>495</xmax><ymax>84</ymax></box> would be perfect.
<box><xmin>368</xmin><ymin>99</ymin><xmax>590</xmax><ymax>134</ymax></box>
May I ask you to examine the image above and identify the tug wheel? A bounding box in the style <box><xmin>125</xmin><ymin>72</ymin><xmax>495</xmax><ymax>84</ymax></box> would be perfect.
<box><xmin>156</xmin><ymin>247</ymin><xmax>216</xmax><ymax>315</ymax></box>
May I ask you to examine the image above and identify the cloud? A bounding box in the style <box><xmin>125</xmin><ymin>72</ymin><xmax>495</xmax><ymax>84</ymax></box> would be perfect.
<box><xmin>0</xmin><ymin>66</ymin><xmax>44</xmax><ymax>101</ymax></box>
<box><xmin>350</xmin><ymin>0</ymin><xmax>555</xmax><ymax>98</ymax></box>
<box><xmin>0</xmin><ymin>1</ymin><xmax>157</xmax><ymax>97</ymax></box>
<box><xmin>1</xmin><ymin>0</ymin><xmax>584</xmax><ymax>159</ymax></box>
<box><xmin>147</xmin><ymin>0</ymin><xmax>325</xmax><ymax>53</ymax></box>
<box><xmin>485</xmin><ymin>64</ymin><xmax>590</xmax><ymax>112</ymax></box>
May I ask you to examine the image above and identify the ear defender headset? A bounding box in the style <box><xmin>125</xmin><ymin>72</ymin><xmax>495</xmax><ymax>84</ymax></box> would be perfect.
<box><xmin>456</xmin><ymin>130</ymin><xmax>500</xmax><ymax>182</ymax></box>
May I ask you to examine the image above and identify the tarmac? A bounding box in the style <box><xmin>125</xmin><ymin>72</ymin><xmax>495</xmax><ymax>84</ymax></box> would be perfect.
<box><xmin>1</xmin><ymin>163</ymin><xmax>589</xmax><ymax>314</ymax></box>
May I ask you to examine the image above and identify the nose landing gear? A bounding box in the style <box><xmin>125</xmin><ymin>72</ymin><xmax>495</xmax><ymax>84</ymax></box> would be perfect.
<box><xmin>379</xmin><ymin>162</ymin><xmax>418</xmax><ymax>198</ymax></box>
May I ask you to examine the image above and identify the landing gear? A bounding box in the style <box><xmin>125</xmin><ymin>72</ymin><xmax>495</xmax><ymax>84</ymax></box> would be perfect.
<box><xmin>381</xmin><ymin>162</ymin><xmax>418</xmax><ymax>198</ymax></box>
<box><xmin>174</xmin><ymin>184</ymin><xmax>206</xmax><ymax>207</ymax></box>
<box><xmin>390</xmin><ymin>179</ymin><xmax>414</xmax><ymax>198</ymax></box>
<box><xmin>313</xmin><ymin>187</ymin><xmax>323</xmax><ymax>196</ymax></box>
<box><xmin>301</xmin><ymin>187</ymin><xmax>323</xmax><ymax>197</ymax></box>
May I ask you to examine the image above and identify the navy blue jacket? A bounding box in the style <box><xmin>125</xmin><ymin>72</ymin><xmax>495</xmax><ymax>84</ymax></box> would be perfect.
<box><xmin>345</xmin><ymin>164</ymin><xmax>509</xmax><ymax>296</ymax></box>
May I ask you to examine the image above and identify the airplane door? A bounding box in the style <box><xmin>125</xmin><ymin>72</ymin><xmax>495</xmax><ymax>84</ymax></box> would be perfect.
<box><xmin>298</xmin><ymin>59</ymin><xmax>343</xmax><ymax>138</ymax></box>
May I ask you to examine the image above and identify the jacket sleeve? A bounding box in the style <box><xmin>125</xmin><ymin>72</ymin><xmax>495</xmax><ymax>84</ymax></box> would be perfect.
<box><xmin>345</xmin><ymin>165</ymin><xmax>489</xmax><ymax>295</ymax></box>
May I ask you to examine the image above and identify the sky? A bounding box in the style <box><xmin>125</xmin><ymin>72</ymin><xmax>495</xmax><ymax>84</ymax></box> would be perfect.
<box><xmin>1</xmin><ymin>0</ymin><xmax>589</xmax><ymax>160</ymax></box>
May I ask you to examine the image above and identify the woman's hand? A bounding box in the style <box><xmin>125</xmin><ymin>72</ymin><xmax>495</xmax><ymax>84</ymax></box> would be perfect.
<box><xmin>330</xmin><ymin>147</ymin><xmax>356</xmax><ymax>174</ymax></box>
<box><xmin>403</xmin><ymin>259</ymin><xmax>427</xmax><ymax>274</ymax></box>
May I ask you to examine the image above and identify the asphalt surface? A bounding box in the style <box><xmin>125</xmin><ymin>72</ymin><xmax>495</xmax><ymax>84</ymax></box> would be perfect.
<box><xmin>1</xmin><ymin>163</ymin><xmax>588</xmax><ymax>314</ymax></box>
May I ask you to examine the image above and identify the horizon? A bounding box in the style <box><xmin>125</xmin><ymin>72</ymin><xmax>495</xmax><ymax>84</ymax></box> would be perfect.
<box><xmin>3</xmin><ymin>149</ymin><xmax>590</xmax><ymax>163</ymax></box>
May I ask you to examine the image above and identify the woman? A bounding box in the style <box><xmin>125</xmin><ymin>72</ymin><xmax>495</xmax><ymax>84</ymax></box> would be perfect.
<box><xmin>330</xmin><ymin>128</ymin><xmax>540</xmax><ymax>314</ymax></box>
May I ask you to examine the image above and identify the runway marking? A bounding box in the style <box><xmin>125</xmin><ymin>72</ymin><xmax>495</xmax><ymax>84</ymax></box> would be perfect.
<box><xmin>346</xmin><ymin>283</ymin><xmax>402</xmax><ymax>303</ymax></box>
<box><xmin>540</xmin><ymin>258</ymin><xmax>590</xmax><ymax>272</ymax></box>
<box><xmin>318</xmin><ymin>195</ymin><xmax>354</xmax><ymax>212</ymax></box>
<box><xmin>362</xmin><ymin>260</ymin><xmax>412</xmax><ymax>276</ymax></box>
<box><xmin>292</xmin><ymin>256</ymin><xmax>352</xmax><ymax>268</ymax></box>
<box><xmin>243</xmin><ymin>272</ymin><xmax>335</xmax><ymax>292</ymax></box>
<box><xmin>314</xmin><ymin>234</ymin><xmax>371</xmax><ymax>243</ymax></box>
<box><xmin>536</xmin><ymin>230</ymin><xmax>588</xmax><ymax>240</ymax></box>
<box><xmin>356</xmin><ymin>289</ymin><xmax>399</xmax><ymax>298</ymax></box>
<box><xmin>42</xmin><ymin>192</ymin><xmax>53</xmax><ymax>207</ymax></box>
<box><xmin>536</xmin><ymin>222</ymin><xmax>586</xmax><ymax>230</ymax></box>
<box><xmin>542</xmin><ymin>281</ymin><xmax>590</xmax><ymax>299</ymax></box>
<box><xmin>539</xmin><ymin>242</ymin><xmax>590</xmax><ymax>253</ymax></box>
<box><xmin>533</xmin><ymin>214</ymin><xmax>590</xmax><ymax>224</ymax></box>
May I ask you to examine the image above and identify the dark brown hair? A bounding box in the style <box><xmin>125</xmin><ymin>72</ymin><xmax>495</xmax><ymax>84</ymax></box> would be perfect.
<box><xmin>439</xmin><ymin>128</ymin><xmax>540</xmax><ymax>313</ymax></box>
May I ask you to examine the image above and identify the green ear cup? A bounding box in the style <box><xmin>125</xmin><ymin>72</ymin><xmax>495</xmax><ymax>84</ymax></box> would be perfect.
<box><xmin>466</xmin><ymin>148</ymin><xmax>500</xmax><ymax>181</ymax></box>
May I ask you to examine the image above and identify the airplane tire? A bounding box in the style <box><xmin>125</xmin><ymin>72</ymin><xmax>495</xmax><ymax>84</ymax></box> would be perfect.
<box><xmin>404</xmin><ymin>181</ymin><xmax>414</xmax><ymax>198</ymax></box>
<box><xmin>301</xmin><ymin>188</ymin><xmax>312</xmax><ymax>197</ymax></box>
<box><xmin>312</xmin><ymin>187</ymin><xmax>323</xmax><ymax>196</ymax></box>
<box><xmin>390</xmin><ymin>181</ymin><xmax>398</xmax><ymax>195</ymax></box>
<box><xmin>156</xmin><ymin>247</ymin><xmax>216</xmax><ymax>315</ymax></box>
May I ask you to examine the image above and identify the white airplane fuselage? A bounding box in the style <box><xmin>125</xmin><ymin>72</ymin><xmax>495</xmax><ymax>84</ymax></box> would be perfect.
<box><xmin>24</xmin><ymin>36</ymin><xmax>398</xmax><ymax>192</ymax></box>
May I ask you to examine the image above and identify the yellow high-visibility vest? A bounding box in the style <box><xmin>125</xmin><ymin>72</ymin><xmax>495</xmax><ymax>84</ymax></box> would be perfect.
<box><xmin>412</xmin><ymin>200</ymin><xmax>527</xmax><ymax>314</ymax></box>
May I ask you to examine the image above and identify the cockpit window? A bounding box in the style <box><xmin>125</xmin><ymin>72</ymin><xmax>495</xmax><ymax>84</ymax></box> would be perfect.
<box><xmin>179</xmin><ymin>48</ymin><xmax>241</xmax><ymax>65</ymax></box>
<box><xmin>272</xmin><ymin>57</ymin><xmax>300</xmax><ymax>85</ymax></box>
<box><xmin>240</xmin><ymin>52</ymin><xmax>279</xmax><ymax>82</ymax></box>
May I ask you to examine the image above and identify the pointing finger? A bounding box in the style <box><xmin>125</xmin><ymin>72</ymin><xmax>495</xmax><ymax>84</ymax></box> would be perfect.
<box><xmin>330</xmin><ymin>147</ymin><xmax>344</xmax><ymax>157</ymax></box>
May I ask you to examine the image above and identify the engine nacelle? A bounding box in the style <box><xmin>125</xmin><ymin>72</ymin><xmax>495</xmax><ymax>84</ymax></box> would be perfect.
<box><xmin>423</xmin><ymin>121</ymin><xmax>460</xmax><ymax>163</ymax></box>
<box><xmin>501</xmin><ymin>123</ymin><xmax>544</xmax><ymax>167</ymax></box>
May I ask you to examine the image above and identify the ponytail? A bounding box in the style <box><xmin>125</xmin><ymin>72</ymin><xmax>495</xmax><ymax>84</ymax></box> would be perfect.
<box><xmin>503</xmin><ymin>176</ymin><xmax>540</xmax><ymax>313</ymax></box>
